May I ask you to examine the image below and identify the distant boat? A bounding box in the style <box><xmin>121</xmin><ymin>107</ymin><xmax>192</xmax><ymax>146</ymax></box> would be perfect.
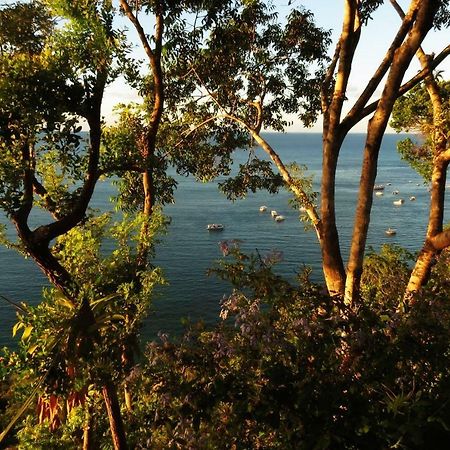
<box><xmin>385</xmin><ymin>227</ymin><xmax>397</xmax><ymax>236</ymax></box>
<box><xmin>274</xmin><ymin>215</ymin><xmax>285</xmax><ymax>222</ymax></box>
<box><xmin>392</xmin><ymin>190</ymin><xmax>400</xmax><ymax>195</ymax></box>
<box><xmin>259</xmin><ymin>205</ymin><xmax>267</xmax><ymax>212</ymax></box>
<box><xmin>393</xmin><ymin>199</ymin><xmax>404</xmax><ymax>206</ymax></box>
<box><xmin>387</xmin><ymin>183</ymin><xmax>392</xmax><ymax>186</ymax></box>
<box><xmin>409</xmin><ymin>196</ymin><xmax>416</xmax><ymax>201</ymax></box>
<box><xmin>271</xmin><ymin>210</ymin><xmax>278</xmax><ymax>218</ymax></box>
<box><xmin>375</xmin><ymin>191</ymin><xmax>384</xmax><ymax>197</ymax></box>
<box><xmin>374</xmin><ymin>184</ymin><xmax>385</xmax><ymax>191</ymax></box>
<box><xmin>207</xmin><ymin>223</ymin><xmax>224</xmax><ymax>231</ymax></box>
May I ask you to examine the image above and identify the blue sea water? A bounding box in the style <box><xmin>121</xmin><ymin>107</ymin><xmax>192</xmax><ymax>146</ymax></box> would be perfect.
<box><xmin>1</xmin><ymin>132</ymin><xmax>448</xmax><ymax>346</ymax></box>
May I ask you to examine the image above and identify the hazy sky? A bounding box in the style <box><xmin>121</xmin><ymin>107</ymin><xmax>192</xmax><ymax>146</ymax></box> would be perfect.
<box><xmin>103</xmin><ymin>0</ymin><xmax>450</xmax><ymax>133</ymax></box>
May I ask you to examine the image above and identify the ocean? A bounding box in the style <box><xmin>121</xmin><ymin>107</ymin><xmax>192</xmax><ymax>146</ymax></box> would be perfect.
<box><xmin>1</xmin><ymin>132</ymin><xmax>447</xmax><ymax>346</ymax></box>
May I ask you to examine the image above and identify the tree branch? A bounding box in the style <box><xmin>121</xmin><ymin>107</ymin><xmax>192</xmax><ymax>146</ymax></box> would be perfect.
<box><xmin>343</xmin><ymin>2</ymin><xmax>418</xmax><ymax>125</ymax></box>
<box><xmin>340</xmin><ymin>44</ymin><xmax>450</xmax><ymax>133</ymax></box>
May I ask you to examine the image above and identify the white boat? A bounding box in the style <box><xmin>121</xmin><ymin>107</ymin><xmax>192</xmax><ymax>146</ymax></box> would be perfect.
<box><xmin>207</xmin><ymin>223</ymin><xmax>224</xmax><ymax>231</ymax></box>
<box><xmin>392</xmin><ymin>190</ymin><xmax>400</xmax><ymax>195</ymax></box>
<box><xmin>409</xmin><ymin>196</ymin><xmax>416</xmax><ymax>201</ymax></box>
<box><xmin>375</xmin><ymin>191</ymin><xmax>384</xmax><ymax>197</ymax></box>
<box><xmin>374</xmin><ymin>184</ymin><xmax>385</xmax><ymax>191</ymax></box>
<box><xmin>274</xmin><ymin>215</ymin><xmax>285</xmax><ymax>222</ymax></box>
<box><xmin>393</xmin><ymin>199</ymin><xmax>404</xmax><ymax>206</ymax></box>
<box><xmin>259</xmin><ymin>205</ymin><xmax>267</xmax><ymax>212</ymax></box>
<box><xmin>385</xmin><ymin>228</ymin><xmax>397</xmax><ymax>236</ymax></box>
<box><xmin>271</xmin><ymin>210</ymin><xmax>278</xmax><ymax>218</ymax></box>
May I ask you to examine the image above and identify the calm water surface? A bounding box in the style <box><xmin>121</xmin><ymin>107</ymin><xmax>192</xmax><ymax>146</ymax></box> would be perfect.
<box><xmin>1</xmin><ymin>133</ymin><xmax>447</xmax><ymax>346</ymax></box>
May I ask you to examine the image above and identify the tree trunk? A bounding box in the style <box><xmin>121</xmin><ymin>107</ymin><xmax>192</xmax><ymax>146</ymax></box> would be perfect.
<box><xmin>344</xmin><ymin>0</ymin><xmax>438</xmax><ymax>305</ymax></box>
<box><xmin>406</xmin><ymin>158</ymin><xmax>449</xmax><ymax>295</ymax></box>
<box><xmin>321</xmin><ymin>134</ymin><xmax>347</xmax><ymax>296</ymax></box>
<box><xmin>102</xmin><ymin>381</ymin><xmax>128</xmax><ymax>450</ymax></box>
<box><xmin>83</xmin><ymin>406</ymin><xmax>94</xmax><ymax>450</ymax></box>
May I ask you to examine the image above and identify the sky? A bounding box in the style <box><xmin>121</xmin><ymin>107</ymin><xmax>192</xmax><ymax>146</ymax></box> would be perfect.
<box><xmin>103</xmin><ymin>0</ymin><xmax>450</xmax><ymax>133</ymax></box>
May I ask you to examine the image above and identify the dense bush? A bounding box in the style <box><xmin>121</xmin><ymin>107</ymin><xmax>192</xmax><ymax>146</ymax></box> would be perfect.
<box><xmin>126</xmin><ymin>247</ymin><xmax>450</xmax><ymax>449</ymax></box>
<box><xmin>2</xmin><ymin>246</ymin><xmax>450</xmax><ymax>449</ymax></box>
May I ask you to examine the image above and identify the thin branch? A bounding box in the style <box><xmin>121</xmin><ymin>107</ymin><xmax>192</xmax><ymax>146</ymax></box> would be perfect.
<box><xmin>191</xmin><ymin>66</ymin><xmax>229</xmax><ymax>114</ymax></box>
<box><xmin>119</xmin><ymin>0</ymin><xmax>155</xmax><ymax>62</ymax></box>
<box><xmin>321</xmin><ymin>40</ymin><xmax>340</xmax><ymax>113</ymax></box>
<box><xmin>173</xmin><ymin>114</ymin><xmax>226</xmax><ymax>149</ymax></box>
<box><xmin>0</xmin><ymin>294</ymin><xmax>27</xmax><ymax>313</ymax></box>
<box><xmin>340</xmin><ymin>44</ymin><xmax>450</xmax><ymax>133</ymax></box>
<box><xmin>343</xmin><ymin>2</ymin><xmax>418</xmax><ymax>125</ymax></box>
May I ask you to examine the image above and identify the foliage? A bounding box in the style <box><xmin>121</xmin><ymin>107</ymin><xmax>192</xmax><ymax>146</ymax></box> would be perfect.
<box><xmin>120</xmin><ymin>245</ymin><xmax>450</xmax><ymax>449</ymax></box>
<box><xmin>390</xmin><ymin>80</ymin><xmax>450</xmax><ymax>181</ymax></box>
<box><xmin>361</xmin><ymin>244</ymin><xmax>413</xmax><ymax>308</ymax></box>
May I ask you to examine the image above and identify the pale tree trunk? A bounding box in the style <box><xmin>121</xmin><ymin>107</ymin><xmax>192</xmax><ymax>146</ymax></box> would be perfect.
<box><xmin>344</xmin><ymin>0</ymin><xmax>439</xmax><ymax>304</ymax></box>
<box><xmin>406</xmin><ymin>156</ymin><xmax>449</xmax><ymax>296</ymax></box>
<box><xmin>387</xmin><ymin>0</ymin><xmax>450</xmax><ymax>299</ymax></box>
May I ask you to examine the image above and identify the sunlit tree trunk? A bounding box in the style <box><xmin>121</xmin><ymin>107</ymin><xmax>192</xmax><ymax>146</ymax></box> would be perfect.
<box><xmin>388</xmin><ymin>0</ymin><xmax>450</xmax><ymax>298</ymax></box>
<box><xmin>319</xmin><ymin>0</ymin><xmax>361</xmax><ymax>296</ymax></box>
<box><xmin>344</xmin><ymin>0</ymin><xmax>439</xmax><ymax>304</ymax></box>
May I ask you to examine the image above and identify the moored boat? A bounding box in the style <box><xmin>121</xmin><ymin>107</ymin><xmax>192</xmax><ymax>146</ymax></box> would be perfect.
<box><xmin>207</xmin><ymin>223</ymin><xmax>224</xmax><ymax>231</ymax></box>
<box><xmin>385</xmin><ymin>227</ymin><xmax>397</xmax><ymax>236</ymax></box>
<box><xmin>259</xmin><ymin>205</ymin><xmax>267</xmax><ymax>212</ymax></box>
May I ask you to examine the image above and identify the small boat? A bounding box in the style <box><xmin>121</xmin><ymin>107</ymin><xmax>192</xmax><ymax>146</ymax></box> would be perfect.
<box><xmin>274</xmin><ymin>215</ymin><xmax>285</xmax><ymax>222</ymax></box>
<box><xmin>385</xmin><ymin>228</ymin><xmax>397</xmax><ymax>236</ymax></box>
<box><xmin>386</xmin><ymin>183</ymin><xmax>392</xmax><ymax>186</ymax></box>
<box><xmin>259</xmin><ymin>205</ymin><xmax>267</xmax><ymax>212</ymax></box>
<box><xmin>271</xmin><ymin>210</ymin><xmax>278</xmax><ymax>218</ymax></box>
<box><xmin>374</xmin><ymin>184</ymin><xmax>385</xmax><ymax>191</ymax></box>
<box><xmin>375</xmin><ymin>191</ymin><xmax>384</xmax><ymax>197</ymax></box>
<box><xmin>409</xmin><ymin>196</ymin><xmax>416</xmax><ymax>201</ymax></box>
<box><xmin>393</xmin><ymin>199</ymin><xmax>404</xmax><ymax>206</ymax></box>
<box><xmin>207</xmin><ymin>223</ymin><xmax>224</xmax><ymax>231</ymax></box>
<box><xmin>392</xmin><ymin>190</ymin><xmax>400</xmax><ymax>195</ymax></box>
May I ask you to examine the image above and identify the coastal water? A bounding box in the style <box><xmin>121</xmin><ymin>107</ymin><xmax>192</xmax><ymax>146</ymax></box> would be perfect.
<box><xmin>1</xmin><ymin>133</ymin><xmax>448</xmax><ymax>346</ymax></box>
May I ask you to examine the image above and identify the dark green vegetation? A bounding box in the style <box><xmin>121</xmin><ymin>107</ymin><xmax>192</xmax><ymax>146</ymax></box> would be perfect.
<box><xmin>0</xmin><ymin>0</ymin><xmax>450</xmax><ymax>448</ymax></box>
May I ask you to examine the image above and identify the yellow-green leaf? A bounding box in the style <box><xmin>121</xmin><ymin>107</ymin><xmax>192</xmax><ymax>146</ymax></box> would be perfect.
<box><xmin>21</xmin><ymin>325</ymin><xmax>33</xmax><ymax>341</ymax></box>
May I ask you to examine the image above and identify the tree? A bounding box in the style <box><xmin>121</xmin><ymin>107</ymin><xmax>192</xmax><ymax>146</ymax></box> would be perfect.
<box><xmin>391</xmin><ymin>76</ymin><xmax>450</xmax><ymax>298</ymax></box>
<box><xmin>168</xmin><ymin>0</ymin><xmax>450</xmax><ymax>304</ymax></box>
<box><xmin>0</xmin><ymin>1</ymin><xmax>136</xmax><ymax>448</ymax></box>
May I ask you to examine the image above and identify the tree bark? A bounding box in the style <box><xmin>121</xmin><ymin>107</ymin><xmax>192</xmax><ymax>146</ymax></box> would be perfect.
<box><xmin>83</xmin><ymin>406</ymin><xmax>94</xmax><ymax>450</ymax></box>
<box><xmin>102</xmin><ymin>381</ymin><xmax>128</xmax><ymax>450</ymax></box>
<box><xmin>387</xmin><ymin>0</ymin><xmax>450</xmax><ymax>298</ymax></box>
<box><xmin>344</xmin><ymin>0</ymin><xmax>439</xmax><ymax>304</ymax></box>
<box><xmin>318</xmin><ymin>1</ymin><xmax>362</xmax><ymax>296</ymax></box>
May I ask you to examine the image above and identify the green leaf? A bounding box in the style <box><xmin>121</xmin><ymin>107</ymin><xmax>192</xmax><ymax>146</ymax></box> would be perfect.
<box><xmin>21</xmin><ymin>325</ymin><xmax>33</xmax><ymax>341</ymax></box>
